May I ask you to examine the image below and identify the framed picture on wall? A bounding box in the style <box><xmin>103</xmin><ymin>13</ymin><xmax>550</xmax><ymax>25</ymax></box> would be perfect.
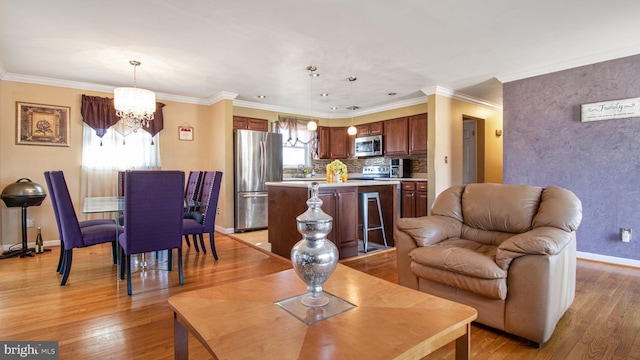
<box><xmin>16</xmin><ymin>102</ymin><xmax>70</xmax><ymax>146</ymax></box>
<box><xmin>179</xmin><ymin>124</ymin><xmax>194</xmax><ymax>141</ymax></box>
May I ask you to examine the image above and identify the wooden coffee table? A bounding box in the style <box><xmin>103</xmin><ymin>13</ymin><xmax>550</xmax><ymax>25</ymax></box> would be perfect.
<box><xmin>168</xmin><ymin>264</ymin><xmax>477</xmax><ymax>359</ymax></box>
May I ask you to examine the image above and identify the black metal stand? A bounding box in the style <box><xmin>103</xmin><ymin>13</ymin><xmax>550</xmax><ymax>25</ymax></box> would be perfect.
<box><xmin>0</xmin><ymin>205</ymin><xmax>48</xmax><ymax>259</ymax></box>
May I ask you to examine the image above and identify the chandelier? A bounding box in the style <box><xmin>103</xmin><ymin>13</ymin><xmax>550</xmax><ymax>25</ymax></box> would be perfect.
<box><xmin>114</xmin><ymin>60</ymin><xmax>156</xmax><ymax>131</ymax></box>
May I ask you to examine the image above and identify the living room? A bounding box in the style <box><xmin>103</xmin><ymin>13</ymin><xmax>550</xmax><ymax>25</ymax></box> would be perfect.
<box><xmin>2</xmin><ymin>1</ymin><xmax>640</xmax><ymax>359</ymax></box>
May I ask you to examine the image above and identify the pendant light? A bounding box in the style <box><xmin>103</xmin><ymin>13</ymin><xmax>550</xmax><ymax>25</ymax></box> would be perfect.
<box><xmin>114</xmin><ymin>60</ymin><xmax>156</xmax><ymax>132</ymax></box>
<box><xmin>307</xmin><ymin>66</ymin><xmax>318</xmax><ymax>131</ymax></box>
<box><xmin>347</xmin><ymin>76</ymin><xmax>358</xmax><ymax>135</ymax></box>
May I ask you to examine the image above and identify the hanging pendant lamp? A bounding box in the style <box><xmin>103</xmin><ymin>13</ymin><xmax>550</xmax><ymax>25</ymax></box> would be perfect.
<box><xmin>347</xmin><ymin>76</ymin><xmax>357</xmax><ymax>135</ymax></box>
<box><xmin>307</xmin><ymin>66</ymin><xmax>318</xmax><ymax>131</ymax></box>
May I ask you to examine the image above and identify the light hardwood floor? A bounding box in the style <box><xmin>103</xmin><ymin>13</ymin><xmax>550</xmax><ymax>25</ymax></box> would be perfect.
<box><xmin>0</xmin><ymin>233</ymin><xmax>638</xmax><ymax>359</ymax></box>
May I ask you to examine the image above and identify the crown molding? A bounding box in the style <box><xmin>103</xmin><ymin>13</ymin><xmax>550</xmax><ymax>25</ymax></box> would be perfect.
<box><xmin>233</xmin><ymin>99</ymin><xmax>340</xmax><ymax>119</ymax></box>
<box><xmin>207</xmin><ymin>91</ymin><xmax>238</xmax><ymax>105</ymax></box>
<box><xmin>497</xmin><ymin>46</ymin><xmax>640</xmax><ymax>84</ymax></box>
<box><xmin>0</xmin><ymin>63</ymin><xmax>8</xmax><ymax>80</ymax></box>
<box><xmin>0</xmin><ymin>71</ymin><xmax>499</xmax><ymax>112</ymax></box>
<box><xmin>1</xmin><ymin>72</ymin><xmax>212</xmax><ymax>105</ymax></box>
<box><xmin>355</xmin><ymin>96</ymin><xmax>428</xmax><ymax>116</ymax></box>
<box><xmin>421</xmin><ymin>86</ymin><xmax>502</xmax><ymax>110</ymax></box>
<box><xmin>234</xmin><ymin>95</ymin><xmax>429</xmax><ymax>119</ymax></box>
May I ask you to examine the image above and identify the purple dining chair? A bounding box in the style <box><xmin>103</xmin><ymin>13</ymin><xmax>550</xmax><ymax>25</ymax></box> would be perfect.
<box><xmin>118</xmin><ymin>170</ymin><xmax>185</xmax><ymax>296</ymax></box>
<box><xmin>183</xmin><ymin>171</ymin><xmax>204</xmax><ymax>249</ymax></box>
<box><xmin>182</xmin><ymin>171</ymin><xmax>223</xmax><ymax>260</ymax></box>
<box><xmin>47</xmin><ymin>171</ymin><xmax>123</xmax><ymax>286</ymax></box>
<box><xmin>44</xmin><ymin>171</ymin><xmax>117</xmax><ymax>275</ymax></box>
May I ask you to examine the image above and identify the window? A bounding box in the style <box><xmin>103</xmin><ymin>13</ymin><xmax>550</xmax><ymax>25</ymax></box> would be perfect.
<box><xmin>282</xmin><ymin>140</ymin><xmax>311</xmax><ymax>168</ymax></box>
<box><xmin>81</xmin><ymin>123</ymin><xmax>161</xmax><ymax>198</ymax></box>
<box><xmin>274</xmin><ymin>117</ymin><xmax>316</xmax><ymax>168</ymax></box>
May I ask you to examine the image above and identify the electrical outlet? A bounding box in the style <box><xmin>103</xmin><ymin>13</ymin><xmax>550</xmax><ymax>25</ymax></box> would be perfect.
<box><xmin>217</xmin><ymin>207</ymin><xmax>221</xmax><ymax>215</ymax></box>
<box><xmin>621</xmin><ymin>228</ymin><xmax>632</xmax><ymax>243</ymax></box>
<box><xmin>27</xmin><ymin>218</ymin><xmax>34</xmax><ymax>228</ymax></box>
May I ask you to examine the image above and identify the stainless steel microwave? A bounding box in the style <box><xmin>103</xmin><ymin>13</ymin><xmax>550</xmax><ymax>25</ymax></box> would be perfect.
<box><xmin>355</xmin><ymin>135</ymin><xmax>383</xmax><ymax>157</ymax></box>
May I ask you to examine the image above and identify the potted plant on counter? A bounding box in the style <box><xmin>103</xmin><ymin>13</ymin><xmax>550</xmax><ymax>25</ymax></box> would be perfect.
<box><xmin>326</xmin><ymin>160</ymin><xmax>348</xmax><ymax>183</ymax></box>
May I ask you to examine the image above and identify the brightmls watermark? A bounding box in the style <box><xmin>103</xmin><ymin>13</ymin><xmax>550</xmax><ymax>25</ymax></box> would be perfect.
<box><xmin>1</xmin><ymin>342</ymin><xmax>58</xmax><ymax>359</ymax></box>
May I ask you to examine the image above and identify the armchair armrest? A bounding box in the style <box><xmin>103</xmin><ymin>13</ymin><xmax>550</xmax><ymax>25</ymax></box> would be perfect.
<box><xmin>397</xmin><ymin>216</ymin><xmax>463</xmax><ymax>247</ymax></box>
<box><xmin>496</xmin><ymin>226</ymin><xmax>574</xmax><ymax>270</ymax></box>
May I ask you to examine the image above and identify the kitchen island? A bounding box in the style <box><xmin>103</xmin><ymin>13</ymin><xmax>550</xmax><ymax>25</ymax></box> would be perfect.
<box><xmin>266</xmin><ymin>180</ymin><xmax>399</xmax><ymax>259</ymax></box>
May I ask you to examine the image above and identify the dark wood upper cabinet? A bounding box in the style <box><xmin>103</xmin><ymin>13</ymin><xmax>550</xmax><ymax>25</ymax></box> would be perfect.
<box><xmin>356</xmin><ymin>121</ymin><xmax>383</xmax><ymax>137</ymax></box>
<box><xmin>233</xmin><ymin>116</ymin><xmax>269</xmax><ymax>132</ymax></box>
<box><xmin>409</xmin><ymin>113</ymin><xmax>427</xmax><ymax>155</ymax></box>
<box><xmin>317</xmin><ymin>126</ymin><xmax>331</xmax><ymax>159</ymax></box>
<box><xmin>383</xmin><ymin>117</ymin><xmax>409</xmax><ymax>156</ymax></box>
<box><xmin>329</xmin><ymin>127</ymin><xmax>350</xmax><ymax>159</ymax></box>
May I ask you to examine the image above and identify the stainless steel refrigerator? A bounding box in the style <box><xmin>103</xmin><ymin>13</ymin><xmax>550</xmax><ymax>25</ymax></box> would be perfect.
<box><xmin>234</xmin><ymin>129</ymin><xmax>283</xmax><ymax>232</ymax></box>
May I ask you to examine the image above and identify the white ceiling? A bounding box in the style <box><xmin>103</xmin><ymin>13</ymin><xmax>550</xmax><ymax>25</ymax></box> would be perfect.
<box><xmin>2</xmin><ymin>0</ymin><xmax>640</xmax><ymax>118</ymax></box>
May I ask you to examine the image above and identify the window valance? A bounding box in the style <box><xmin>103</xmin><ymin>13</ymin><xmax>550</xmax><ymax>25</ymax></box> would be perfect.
<box><xmin>276</xmin><ymin>116</ymin><xmax>316</xmax><ymax>146</ymax></box>
<box><xmin>81</xmin><ymin>95</ymin><xmax>165</xmax><ymax>143</ymax></box>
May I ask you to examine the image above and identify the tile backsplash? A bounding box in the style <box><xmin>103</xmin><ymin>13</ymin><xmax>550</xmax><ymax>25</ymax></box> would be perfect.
<box><xmin>283</xmin><ymin>155</ymin><xmax>427</xmax><ymax>177</ymax></box>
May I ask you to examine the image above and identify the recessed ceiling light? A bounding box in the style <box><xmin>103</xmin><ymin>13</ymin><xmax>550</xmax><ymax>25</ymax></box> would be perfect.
<box><xmin>321</xmin><ymin>93</ymin><xmax>328</xmax><ymax>97</ymax></box>
<box><xmin>257</xmin><ymin>95</ymin><xmax>266</xmax><ymax>99</ymax></box>
<box><xmin>331</xmin><ymin>106</ymin><xmax>338</xmax><ymax>110</ymax></box>
<box><xmin>388</xmin><ymin>92</ymin><xmax>397</xmax><ymax>96</ymax></box>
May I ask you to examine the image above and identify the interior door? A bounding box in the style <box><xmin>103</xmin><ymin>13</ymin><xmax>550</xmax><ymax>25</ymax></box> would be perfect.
<box><xmin>463</xmin><ymin>120</ymin><xmax>477</xmax><ymax>184</ymax></box>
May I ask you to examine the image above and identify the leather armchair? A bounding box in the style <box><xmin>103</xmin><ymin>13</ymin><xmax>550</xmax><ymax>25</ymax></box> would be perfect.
<box><xmin>396</xmin><ymin>183</ymin><xmax>582</xmax><ymax>345</ymax></box>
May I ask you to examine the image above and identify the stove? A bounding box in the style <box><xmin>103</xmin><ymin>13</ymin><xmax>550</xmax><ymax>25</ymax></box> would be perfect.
<box><xmin>355</xmin><ymin>165</ymin><xmax>391</xmax><ymax>180</ymax></box>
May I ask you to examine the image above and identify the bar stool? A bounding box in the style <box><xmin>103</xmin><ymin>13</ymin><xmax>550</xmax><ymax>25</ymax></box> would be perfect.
<box><xmin>358</xmin><ymin>192</ymin><xmax>388</xmax><ymax>253</ymax></box>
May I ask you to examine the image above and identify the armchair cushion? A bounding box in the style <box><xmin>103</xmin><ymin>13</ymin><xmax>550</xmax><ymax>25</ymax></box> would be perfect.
<box><xmin>410</xmin><ymin>239</ymin><xmax>507</xmax><ymax>299</ymax></box>
<box><xmin>398</xmin><ymin>216</ymin><xmax>462</xmax><ymax>247</ymax></box>
<box><xmin>496</xmin><ymin>226</ymin><xmax>574</xmax><ymax>270</ymax></box>
<box><xmin>461</xmin><ymin>183</ymin><xmax>542</xmax><ymax>234</ymax></box>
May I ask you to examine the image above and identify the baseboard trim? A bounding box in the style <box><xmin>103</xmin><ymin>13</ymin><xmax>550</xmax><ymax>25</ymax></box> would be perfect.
<box><xmin>577</xmin><ymin>251</ymin><xmax>640</xmax><ymax>268</ymax></box>
<box><xmin>215</xmin><ymin>225</ymin><xmax>235</xmax><ymax>234</ymax></box>
<box><xmin>1</xmin><ymin>240</ymin><xmax>61</xmax><ymax>251</ymax></box>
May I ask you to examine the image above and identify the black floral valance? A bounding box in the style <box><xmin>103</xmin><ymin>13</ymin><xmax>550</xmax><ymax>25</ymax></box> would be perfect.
<box><xmin>81</xmin><ymin>95</ymin><xmax>165</xmax><ymax>141</ymax></box>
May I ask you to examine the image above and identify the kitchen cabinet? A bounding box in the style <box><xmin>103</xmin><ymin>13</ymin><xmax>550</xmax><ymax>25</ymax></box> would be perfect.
<box><xmin>317</xmin><ymin>126</ymin><xmax>331</xmax><ymax>159</ymax></box>
<box><xmin>329</xmin><ymin>127</ymin><xmax>350</xmax><ymax>159</ymax></box>
<box><xmin>356</xmin><ymin>121</ymin><xmax>383</xmax><ymax>137</ymax></box>
<box><xmin>318</xmin><ymin>186</ymin><xmax>358</xmax><ymax>258</ymax></box>
<box><xmin>383</xmin><ymin>113</ymin><xmax>427</xmax><ymax>156</ymax></box>
<box><xmin>401</xmin><ymin>181</ymin><xmax>428</xmax><ymax>218</ymax></box>
<box><xmin>409</xmin><ymin>113</ymin><xmax>428</xmax><ymax>155</ymax></box>
<box><xmin>384</xmin><ymin>117</ymin><xmax>409</xmax><ymax>156</ymax></box>
<box><xmin>233</xmin><ymin>116</ymin><xmax>269</xmax><ymax>131</ymax></box>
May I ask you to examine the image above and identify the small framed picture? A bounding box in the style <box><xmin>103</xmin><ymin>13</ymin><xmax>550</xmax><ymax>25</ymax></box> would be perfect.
<box><xmin>179</xmin><ymin>125</ymin><xmax>194</xmax><ymax>141</ymax></box>
<box><xmin>16</xmin><ymin>102</ymin><xmax>70</xmax><ymax>146</ymax></box>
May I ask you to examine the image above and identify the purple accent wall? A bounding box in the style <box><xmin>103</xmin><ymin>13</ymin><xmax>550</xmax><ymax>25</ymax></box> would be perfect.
<box><xmin>504</xmin><ymin>54</ymin><xmax>640</xmax><ymax>261</ymax></box>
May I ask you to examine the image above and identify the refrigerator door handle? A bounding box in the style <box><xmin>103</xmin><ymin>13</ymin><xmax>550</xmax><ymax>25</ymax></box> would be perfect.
<box><xmin>242</xmin><ymin>193</ymin><xmax>269</xmax><ymax>198</ymax></box>
<box><xmin>259</xmin><ymin>140</ymin><xmax>266</xmax><ymax>183</ymax></box>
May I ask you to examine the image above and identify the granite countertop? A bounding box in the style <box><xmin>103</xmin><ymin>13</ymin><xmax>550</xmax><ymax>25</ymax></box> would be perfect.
<box><xmin>266</xmin><ymin>180</ymin><xmax>400</xmax><ymax>188</ymax></box>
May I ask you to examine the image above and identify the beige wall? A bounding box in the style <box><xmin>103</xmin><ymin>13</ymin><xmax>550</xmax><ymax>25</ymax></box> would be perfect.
<box><xmin>427</xmin><ymin>93</ymin><xmax>503</xmax><ymax>211</ymax></box>
<box><xmin>0</xmin><ymin>80</ymin><xmax>502</xmax><ymax>246</ymax></box>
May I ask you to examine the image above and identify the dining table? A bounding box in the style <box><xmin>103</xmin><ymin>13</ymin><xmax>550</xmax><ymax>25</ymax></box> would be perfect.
<box><xmin>82</xmin><ymin>196</ymin><xmax>203</xmax><ymax>277</ymax></box>
<box><xmin>82</xmin><ymin>196</ymin><xmax>125</xmax><ymax>275</ymax></box>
